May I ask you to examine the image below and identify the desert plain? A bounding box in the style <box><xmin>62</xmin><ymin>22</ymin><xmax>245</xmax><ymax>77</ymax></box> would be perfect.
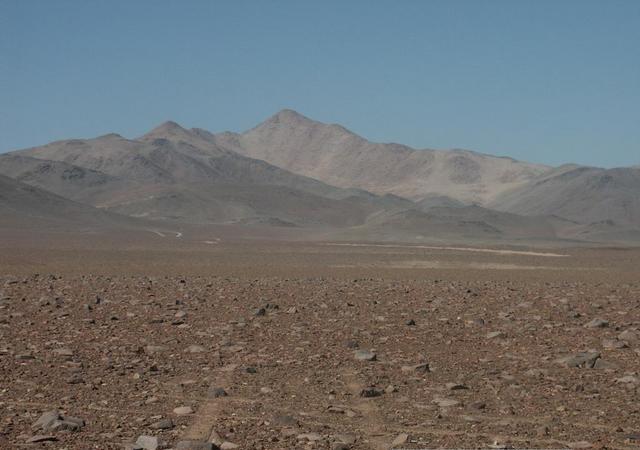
<box><xmin>1</xmin><ymin>228</ymin><xmax>639</xmax><ymax>450</ymax></box>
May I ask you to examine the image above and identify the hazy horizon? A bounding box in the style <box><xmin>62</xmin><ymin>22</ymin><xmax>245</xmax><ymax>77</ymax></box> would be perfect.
<box><xmin>2</xmin><ymin>0</ymin><xmax>639</xmax><ymax>168</ymax></box>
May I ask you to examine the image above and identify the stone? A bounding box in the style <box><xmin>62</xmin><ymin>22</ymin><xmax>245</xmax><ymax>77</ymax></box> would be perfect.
<box><xmin>32</xmin><ymin>410</ymin><xmax>60</xmax><ymax>431</ymax></box>
<box><xmin>297</xmin><ymin>432</ymin><xmax>323</xmax><ymax>441</ymax></box>
<box><xmin>602</xmin><ymin>338</ymin><xmax>627</xmax><ymax>349</ymax></box>
<box><xmin>353</xmin><ymin>350</ymin><xmax>376</xmax><ymax>361</ymax></box>
<box><xmin>173</xmin><ymin>406</ymin><xmax>194</xmax><ymax>415</ymax></box>
<box><xmin>568</xmin><ymin>442</ymin><xmax>592</xmax><ymax>449</ymax></box>
<box><xmin>150</xmin><ymin>418</ymin><xmax>174</xmax><ymax>430</ymax></box>
<box><xmin>254</xmin><ymin>307</ymin><xmax>266</xmax><ymax>316</ymax></box>
<box><xmin>186</xmin><ymin>344</ymin><xmax>206</xmax><ymax>353</ymax></box>
<box><xmin>615</xmin><ymin>375</ymin><xmax>639</xmax><ymax>384</ymax></box>
<box><xmin>486</xmin><ymin>331</ymin><xmax>506</xmax><ymax>339</ymax></box>
<box><xmin>584</xmin><ymin>318</ymin><xmax>608</xmax><ymax>328</ymax></box>
<box><xmin>401</xmin><ymin>363</ymin><xmax>430</xmax><ymax>373</ymax></box>
<box><xmin>391</xmin><ymin>433</ymin><xmax>409</xmax><ymax>446</ymax></box>
<box><xmin>469</xmin><ymin>401</ymin><xmax>487</xmax><ymax>410</ymax></box>
<box><xmin>593</xmin><ymin>358</ymin><xmax>618</xmax><ymax>370</ymax></box>
<box><xmin>135</xmin><ymin>435</ymin><xmax>159</xmax><ymax>450</ymax></box>
<box><xmin>555</xmin><ymin>352</ymin><xmax>600</xmax><ymax>368</ymax></box>
<box><xmin>27</xmin><ymin>435</ymin><xmax>57</xmax><ymax>443</ymax></box>
<box><xmin>618</xmin><ymin>330</ymin><xmax>638</xmax><ymax>343</ymax></box>
<box><xmin>406</xmin><ymin>319</ymin><xmax>416</xmax><ymax>326</ymax></box>
<box><xmin>208</xmin><ymin>387</ymin><xmax>228</xmax><ymax>398</ymax></box>
<box><xmin>360</xmin><ymin>386</ymin><xmax>383</xmax><ymax>398</ymax></box>
<box><xmin>434</xmin><ymin>397</ymin><xmax>459</xmax><ymax>407</ymax></box>
<box><xmin>220</xmin><ymin>443</ymin><xmax>239</xmax><ymax>449</ymax></box>
<box><xmin>446</xmin><ymin>382</ymin><xmax>468</xmax><ymax>390</ymax></box>
<box><xmin>50</xmin><ymin>418</ymin><xmax>84</xmax><ymax>432</ymax></box>
<box><xmin>52</xmin><ymin>348</ymin><xmax>74</xmax><ymax>357</ymax></box>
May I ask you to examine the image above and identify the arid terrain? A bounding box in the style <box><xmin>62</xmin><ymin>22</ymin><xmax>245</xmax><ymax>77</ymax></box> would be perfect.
<box><xmin>1</xmin><ymin>230</ymin><xmax>639</xmax><ymax>449</ymax></box>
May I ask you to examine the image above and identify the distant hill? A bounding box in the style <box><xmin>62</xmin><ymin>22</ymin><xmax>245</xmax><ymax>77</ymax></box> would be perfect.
<box><xmin>0</xmin><ymin>174</ymin><xmax>135</xmax><ymax>230</ymax></box>
<box><xmin>490</xmin><ymin>165</ymin><xmax>640</xmax><ymax>226</ymax></box>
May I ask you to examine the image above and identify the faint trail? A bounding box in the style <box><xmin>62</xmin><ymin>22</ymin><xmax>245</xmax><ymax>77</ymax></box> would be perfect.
<box><xmin>341</xmin><ymin>369</ymin><xmax>390</xmax><ymax>450</ymax></box>
<box><xmin>180</xmin><ymin>364</ymin><xmax>236</xmax><ymax>443</ymax></box>
<box><xmin>324</xmin><ymin>242</ymin><xmax>569</xmax><ymax>258</ymax></box>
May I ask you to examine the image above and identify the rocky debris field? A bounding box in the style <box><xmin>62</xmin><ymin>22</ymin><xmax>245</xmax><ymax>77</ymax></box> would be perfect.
<box><xmin>1</xmin><ymin>273</ymin><xmax>640</xmax><ymax>449</ymax></box>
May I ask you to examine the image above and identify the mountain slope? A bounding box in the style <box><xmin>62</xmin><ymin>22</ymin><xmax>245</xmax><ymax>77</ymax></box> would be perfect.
<box><xmin>490</xmin><ymin>165</ymin><xmax>640</xmax><ymax>226</ymax></box>
<box><xmin>213</xmin><ymin>109</ymin><xmax>550</xmax><ymax>204</ymax></box>
<box><xmin>0</xmin><ymin>174</ymin><xmax>136</xmax><ymax>230</ymax></box>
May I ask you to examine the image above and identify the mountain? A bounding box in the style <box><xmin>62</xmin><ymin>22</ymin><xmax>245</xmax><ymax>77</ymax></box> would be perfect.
<box><xmin>2</xmin><ymin>111</ymin><xmax>638</xmax><ymax>244</ymax></box>
<box><xmin>490</xmin><ymin>165</ymin><xmax>640</xmax><ymax>226</ymax></box>
<box><xmin>1</xmin><ymin>124</ymin><xmax>407</xmax><ymax>226</ymax></box>
<box><xmin>0</xmin><ymin>174</ymin><xmax>135</xmax><ymax>230</ymax></box>
<box><xmin>213</xmin><ymin>109</ymin><xmax>550</xmax><ymax>205</ymax></box>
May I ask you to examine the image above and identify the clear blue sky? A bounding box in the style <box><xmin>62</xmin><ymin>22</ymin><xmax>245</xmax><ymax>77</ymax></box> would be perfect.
<box><xmin>1</xmin><ymin>0</ymin><xmax>639</xmax><ymax>167</ymax></box>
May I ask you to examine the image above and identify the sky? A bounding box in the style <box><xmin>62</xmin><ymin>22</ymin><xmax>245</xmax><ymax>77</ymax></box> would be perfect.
<box><xmin>1</xmin><ymin>0</ymin><xmax>639</xmax><ymax>168</ymax></box>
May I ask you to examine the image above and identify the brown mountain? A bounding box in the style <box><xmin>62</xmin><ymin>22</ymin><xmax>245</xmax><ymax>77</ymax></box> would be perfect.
<box><xmin>212</xmin><ymin>109</ymin><xmax>550</xmax><ymax>204</ymax></box>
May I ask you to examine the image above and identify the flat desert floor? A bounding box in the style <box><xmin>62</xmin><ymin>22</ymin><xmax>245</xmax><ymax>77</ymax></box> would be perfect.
<box><xmin>1</xmin><ymin>230</ymin><xmax>639</xmax><ymax>449</ymax></box>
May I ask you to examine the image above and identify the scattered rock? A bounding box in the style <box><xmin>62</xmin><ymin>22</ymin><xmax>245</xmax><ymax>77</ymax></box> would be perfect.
<box><xmin>144</xmin><ymin>345</ymin><xmax>167</xmax><ymax>354</ymax></box>
<box><xmin>446</xmin><ymin>382</ymin><xmax>468</xmax><ymax>390</ymax></box>
<box><xmin>27</xmin><ymin>435</ymin><xmax>57</xmax><ymax>443</ymax></box>
<box><xmin>353</xmin><ymin>350</ymin><xmax>376</xmax><ymax>361</ymax></box>
<box><xmin>433</xmin><ymin>397</ymin><xmax>460</xmax><ymax>407</ymax></box>
<box><xmin>391</xmin><ymin>433</ymin><xmax>409</xmax><ymax>446</ymax></box>
<box><xmin>208</xmin><ymin>387</ymin><xmax>228</xmax><ymax>398</ymax></box>
<box><xmin>486</xmin><ymin>331</ymin><xmax>506</xmax><ymax>339</ymax></box>
<box><xmin>602</xmin><ymin>338</ymin><xmax>627</xmax><ymax>349</ymax></box>
<box><xmin>32</xmin><ymin>410</ymin><xmax>61</xmax><ymax>431</ymax></box>
<box><xmin>555</xmin><ymin>352</ymin><xmax>601</xmax><ymax>368</ymax></box>
<box><xmin>401</xmin><ymin>363</ymin><xmax>430</xmax><ymax>373</ymax></box>
<box><xmin>584</xmin><ymin>318</ymin><xmax>608</xmax><ymax>328</ymax></box>
<box><xmin>618</xmin><ymin>330</ymin><xmax>638</xmax><ymax>343</ymax></box>
<box><xmin>568</xmin><ymin>441</ymin><xmax>593</xmax><ymax>449</ymax></box>
<box><xmin>150</xmin><ymin>418</ymin><xmax>174</xmax><ymax>430</ymax></box>
<box><xmin>135</xmin><ymin>435</ymin><xmax>159</xmax><ymax>450</ymax></box>
<box><xmin>173</xmin><ymin>406</ymin><xmax>194</xmax><ymax>416</ymax></box>
<box><xmin>186</xmin><ymin>344</ymin><xmax>206</xmax><ymax>353</ymax></box>
<box><xmin>359</xmin><ymin>386</ymin><xmax>383</xmax><ymax>398</ymax></box>
<box><xmin>297</xmin><ymin>432</ymin><xmax>323</xmax><ymax>441</ymax></box>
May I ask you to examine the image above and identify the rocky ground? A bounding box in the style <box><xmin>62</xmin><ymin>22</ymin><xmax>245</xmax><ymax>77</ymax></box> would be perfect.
<box><xmin>1</xmin><ymin>240</ymin><xmax>640</xmax><ymax>449</ymax></box>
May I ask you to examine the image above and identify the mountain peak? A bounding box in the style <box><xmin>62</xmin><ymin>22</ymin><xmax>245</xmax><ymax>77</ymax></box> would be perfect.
<box><xmin>264</xmin><ymin>109</ymin><xmax>314</xmax><ymax>126</ymax></box>
<box><xmin>151</xmin><ymin>120</ymin><xmax>186</xmax><ymax>133</ymax></box>
<box><xmin>141</xmin><ymin>120</ymin><xmax>191</xmax><ymax>141</ymax></box>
